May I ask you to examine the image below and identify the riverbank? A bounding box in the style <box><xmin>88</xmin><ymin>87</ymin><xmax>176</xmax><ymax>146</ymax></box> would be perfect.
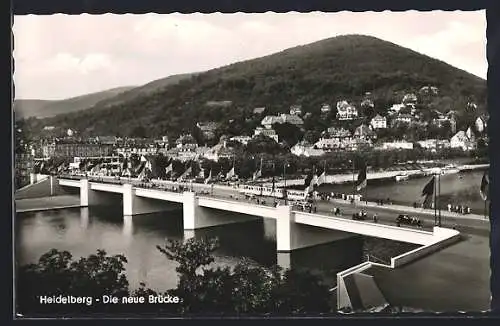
<box><xmin>268</xmin><ymin>163</ymin><xmax>489</xmax><ymax>187</ymax></box>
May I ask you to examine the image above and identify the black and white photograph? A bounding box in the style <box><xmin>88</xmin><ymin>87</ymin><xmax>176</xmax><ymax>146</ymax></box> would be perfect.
<box><xmin>13</xmin><ymin>10</ymin><xmax>491</xmax><ymax>316</ymax></box>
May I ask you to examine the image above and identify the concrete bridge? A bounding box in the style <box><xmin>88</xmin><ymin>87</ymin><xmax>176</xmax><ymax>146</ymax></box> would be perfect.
<box><xmin>56</xmin><ymin>177</ymin><xmax>460</xmax><ymax>253</ymax></box>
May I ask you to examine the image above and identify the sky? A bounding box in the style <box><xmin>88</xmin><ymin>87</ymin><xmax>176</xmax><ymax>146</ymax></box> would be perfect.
<box><xmin>13</xmin><ymin>11</ymin><xmax>487</xmax><ymax>100</ymax></box>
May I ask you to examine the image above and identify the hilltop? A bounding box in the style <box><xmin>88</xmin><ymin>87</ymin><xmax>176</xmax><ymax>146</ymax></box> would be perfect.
<box><xmin>14</xmin><ymin>86</ymin><xmax>135</xmax><ymax>120</ymax></box>
<box><xmin>23</xmin><ymin>35</ymin><xmax>487</xmax><ymax>139</ymax></box>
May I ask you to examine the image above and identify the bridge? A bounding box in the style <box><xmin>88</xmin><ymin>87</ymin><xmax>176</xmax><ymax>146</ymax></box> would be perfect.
<box><xmin>53</xmin><ymin>176</ymin><xmax>460</xmax><ymax>253</ymax></box>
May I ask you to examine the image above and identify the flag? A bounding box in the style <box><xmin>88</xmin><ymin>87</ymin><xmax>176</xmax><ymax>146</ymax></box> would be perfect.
<box><xmin>253</xmin><ymin>168</ymin><xmax>262</xmax><ymax>181</ymax></box>
<box><xmin>316</xmin><ymin>171</ymin><xmax>326</xmax><ymax>186</ymax></box>
<box><xmin>480</xmin><ymin>170</ymin><xmax>489</xmax><ymax>201</ymax></box>
<box><xmin>165</xmin><ymin>163</ymin><xmax>173</xmax><ymax>176</ymax></box>
<box><xmin>421</xmin><ymin>176</ymin><xmax>435</xmax><ymax>197</ymax></box>
<box><xmin>177</xmin><ymin>166</ymin><xmax>192</xmax><ymax>181</ymax></box>
<box><xmin>356</xmin><ymin>165</ymin><xmax>367</xmax><ymax>191</ymax></box>
<box><xmin>226</xmin><ymin>167</ymin><xmax>235</xmax><ymax>179</ymax></box>
<box><xmin>205</xmin><ymin>169</ymin><xmax>212</xmax><ymax>184</ymax></box>
<box><xmin>421</xmin><ymin>176</ymin><xmax>435</xmax><ymax>208</ymax></box>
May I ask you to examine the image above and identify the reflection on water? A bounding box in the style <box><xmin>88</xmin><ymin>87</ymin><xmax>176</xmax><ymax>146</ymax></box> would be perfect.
<box><xmin>16</xmin><ymin>207</ymin><xmax>367</xmax><ymax>291</ymax></box>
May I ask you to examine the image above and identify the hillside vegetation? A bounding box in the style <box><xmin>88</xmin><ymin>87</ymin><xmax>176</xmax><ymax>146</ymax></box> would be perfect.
<box><xmin>23</xmin><ymin>35</ymin><xmax>487</xmax><ymax>139</ymax></box>
<box><xmin>14</xmin><ymin>86</ymin><xmax>135</xmax><ymax>120</ymax></box>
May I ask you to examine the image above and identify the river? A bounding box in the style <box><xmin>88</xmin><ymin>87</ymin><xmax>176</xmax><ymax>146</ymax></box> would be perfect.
<box><xmin>16</xmin><ymin>205</ymin><xmax>415</xmax><ymax>292</ymax></box>
<box><xmin>310</xmin><ymin>170</ymin><xmax>487</xmax><ymax>215</ymax></box>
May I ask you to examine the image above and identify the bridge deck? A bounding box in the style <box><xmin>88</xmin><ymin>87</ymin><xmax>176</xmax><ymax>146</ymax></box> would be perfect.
<box><xmin>57</xmin><ymin>177</ymin><xmax>457</xmax><ymax>245</ymax></box>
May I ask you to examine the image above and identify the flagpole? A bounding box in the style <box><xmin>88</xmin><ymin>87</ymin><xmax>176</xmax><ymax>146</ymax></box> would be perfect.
<box><xmin>438</xmin><ymin>173</ymin><xmax>442</xmax><ymax>227</ymax></box>
<box><xmin>434</xmin><ymin>174</ymin><xmax>437</xmax><ymax>226</ymax></box>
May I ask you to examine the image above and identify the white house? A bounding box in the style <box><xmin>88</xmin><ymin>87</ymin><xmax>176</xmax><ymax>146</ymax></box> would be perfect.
<box><xmin>230</xmin><ymin>135</ymin><xmax>252</xmax><ymax>145</ymax></box>
<box><xmin>291</xmin><ymin>141</ymin><xmax>325</xmax><ymax>157</ymax></box>
<box><xmin>370</xmin><ymin>115</ymin><xmax>387</xmax><ymax>129</ymax></box>
<box><xmin>417</xmin><ymin>139</ymin><xmax>451</xmax><ymax>152</ymax></box>
<box><xmin>336</xmin><ymin>101</ymin><xmax>358</xmax><ymax>120</ymax></box>
<box><xmin>320</xmin><ymin>104</ymin><xmax>331</xmax><ymax>114</ymax></box>
<box><xmin>381</xmin><ymin>141</ymin><xmax>414</xmax><ymax>150</ymax></box>
<box><xmin>254</xmin><ymin>127</ymin><xmax>279</xmax><ymax>142</ymax></box>
<box><xmin>289</xmin><ymin>105</ymin><xmax>302</xmax><ymax>116</ymax></box>
<box><xmin>450</xmin><ymin>131</ymin><xmax>476</xmax><ymax>151</ymax></box>
<box><xmin>261</xmin><ymin>115</ymin><xmax>283</xmax><ymax>129</ymax></box>
<box><xmin>475</xmin><ymin>116</ymin><xmax>487</xmax><ymax>133</ymax></box>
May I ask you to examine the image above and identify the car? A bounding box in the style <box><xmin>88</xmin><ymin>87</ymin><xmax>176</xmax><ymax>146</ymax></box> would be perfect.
<box><xmin>396</xmin><ymin>214</ymin><xmax>422</xmax><ymax>227</ymax></box>
<box><xmin>352</xmin><ymin>211</ymin><xmax>368</xmax><ymax>220</ymax></box>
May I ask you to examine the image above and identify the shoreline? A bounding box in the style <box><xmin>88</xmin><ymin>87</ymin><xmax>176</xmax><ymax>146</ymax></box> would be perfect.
<box><xmin>268</xmin><ymin>163</ymin><xmax>489</xmax><ymax>187</ymax></box>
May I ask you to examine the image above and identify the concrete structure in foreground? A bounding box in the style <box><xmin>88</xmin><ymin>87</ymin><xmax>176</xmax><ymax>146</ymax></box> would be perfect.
<box><xmin>57</xmin><ymin>177</ymin><xmax>460</xmax><ymax>253</ymax></box>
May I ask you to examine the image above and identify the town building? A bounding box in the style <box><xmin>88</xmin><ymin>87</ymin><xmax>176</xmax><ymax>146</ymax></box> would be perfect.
<box><xmin>402</xmin><ymin>93</ymin><xmax>418</xmax><ymax>106</ymax></box>
<box><xmin>261</xmin><ymin>114</ymin><xmax>304</xmax><ymax>129</ymax></box>
<box><xmin>289</xmin><ymin>105</ymin><xmax>302</xmax><ymax>116</ymax></box>
<box><xmin>419</xmin><ymin>86</ymin><xmax>439</xmax><ymax>96</ymax></box>
<box><xmin>320</xmin><ymin>104</ymin><xmax>331</xmax><ymax>114</ymax></box>
<box><xmin>291</xmin><ymin>140</ymin><xmax>325</xmax><ymax>157</ymax></box>
<box><xmin>203</xmin><ymin>141</ymin><xmax>236</xmax><ymax>162</ymax></box>
<box><xmin>391</xmin><ymin>113</ymin><xmax>414</xmax><ymax>126</ymax></box>
<box><xmin>450</xmin><ymin>130</ymin><xmax>477</xmax><ymax>151</ymax></box>
<box><xmin>417</xmin><ymin>139</ymin><xmax>451</xmax><ymax>152</ymax></box>
<box><xmin>230</xmin><ymin>135</ymin><xmax>252</xmax><ymax>145</ymax></box>
<box><xmin>370</xmin><ymin>114</ymin><xmax>387</xmax><ymax>129</ymax></box>
<box><xmin>475</xmin><ymin>116</ymin><xmax>487</xmax><ymax>134</ymax></box>
<box><xmin>196</xmin><ymin>121</ymin><xmax>219</xmax><ymax>140</ymax></box>
<box><xmin>261</xmin><ymin>115</ymin><xmax>284</xmax><ymax>129</ymax></box>
<box><xmin>253</xmin><ymin>127</ymin><xmax>279</xmax><ymax>142</ymax></box>
<box><xmin>58</xmin><ymin>140</ymin><xmax>114</xmax><ymax>158</ymax></box>
<box><xmin>175</xmin><ymin>134</ymin><xmax>198</xmax><ymax>149</ymax></box>
<box><xmin>380</xmin><ymin>141</ymin><xmax>414</xmax><ymax>150</ymax></box>
<box><xmin>432</xmin><ymin>112</ymin><xmax>457</xmax><ymax>134</ymax></box>
<box><xmin>253</xmin><ymin>107</ymin><xmax>266</xmax><ymax>115</ymax></box>
<box><xmin>336</xmin><ymin>101</ymin><xmax>358</xmax><ymax>120</ymax></box>
<box><xmin>353</xmin><ymin>124</ymin><xmax>376</xmax><ymax>140</ymax></box>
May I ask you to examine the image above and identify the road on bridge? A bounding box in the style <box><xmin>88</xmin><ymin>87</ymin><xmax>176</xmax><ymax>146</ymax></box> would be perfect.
<box><xmin>62</xmin><ymin>175</ymin><xmax>489</xmax><ymax>235</ymax></box>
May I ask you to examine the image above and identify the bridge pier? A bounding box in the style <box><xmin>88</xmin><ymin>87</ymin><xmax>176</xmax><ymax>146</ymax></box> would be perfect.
<box><xmin>276</xmin><ymin>205</ymin><xmax>355</xmax><ymax>252</ymax></box>
<box><xmin>123</xmin><ymin>184</ymin><xmax>179</xmax><ymax>216</ymax></box>
<box><xmin>182</xmin><ymin>192</ymin><xmax>259</xmax><ymax>230</ymax></box>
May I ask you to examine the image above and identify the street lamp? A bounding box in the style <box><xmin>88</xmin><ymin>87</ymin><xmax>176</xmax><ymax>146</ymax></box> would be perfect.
<box><xmin>283</xmin><ymin>161</ymin><xmax>290</xmax><ymax>205</ymax></box>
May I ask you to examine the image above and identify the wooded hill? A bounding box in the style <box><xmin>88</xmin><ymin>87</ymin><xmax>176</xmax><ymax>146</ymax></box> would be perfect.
<box><xmin>22</xmin><ymin>34</ymin><xmax>487</xmax><ymax>140</ymax></box>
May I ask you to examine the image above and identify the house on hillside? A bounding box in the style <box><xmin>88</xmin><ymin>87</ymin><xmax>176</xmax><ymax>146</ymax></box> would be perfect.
<box><xmin>353</xmin><ymin>124</ymin><xmax>376</xmax><ymax>140</ymax></box>
<box><xmin>320</xmin><ymin>104</ymin><xmax>332</xmax><ymax>114</ymax></box>
<box><xmin>291</xmin><ymin>140</ymin><xmax>325</xmax><ymax>157</ymax></box>
<box><xmin>450</xmin><ymin>130</ymin><xmax>476</xmax><ymax>151</ymax></box>
<box><xmin>402</xmin><ymin>93</ymin><xmax>418</xmax><ymax>106</ymax></box>
<box><xmin>289</xmin><ymin>105</ymin><xmax>302</xmax><ymax>116</ymax></box>
<box><xmin>280</xmin><ymin>113</ymin><xmax>304</xmax><ymax>127</ymax></box>
<box><xmin>419</xmin><ymin>86</ymin><xmax>439</xmax><ymax>96</ymax></box>
<box><xmin>175</xmin><ymin>134</ymin><xmax>198</xmax><ymax>149</ymax></box>
<box><xmin>391</xmin><ymin>113</ymin><xmax>414</xmax><ymax>127</ymax></box>
<box><xmin>417</xmin><ymin>139</ymin><xmax>451</xmax><ymax>152</ymax></box>
<box><xmin>253</xmin><ymin>127</ymin><xmax>279</xmax><ymax>142</ymax></box>
<box><xmin>253</xmin><ymin>107</ymin><xmax>266</xmax><ymax>115</ymax></box>
<box><xmin>370</xmin><ymin>115</ymin><xmax>387</xmax><ymax>129</ymax></box>
<box><xmin>380</xmin><ymin>140</ymin><xmax>414</xmax><ymax>150</ymax></box>
<box><xmin>230</xmin><ymin>135</ymin><xmax>252</xmax><ymax>146</ymax></box>
<box><xmin>475</xmin><ymin>116</ymin><xmax>487</xmax><ymax>133</ymax></box>
<box><xmin>388</xmin><ymin>104</ymin><xmax>405</xmax><ymax>115</ymax></box>
<box><xmin>432</xmin><ymin>113</ymin><xmax>457</xmax><ymax>134</ymax></box>
<box><xmin>261</xmin><ymin>115</ymin><xmax>283</xmax><ymax>129</ymax></box>
<box><xmin>336</xmin><ymin>101</ymin><xmax>358</xmax><ymax>120</ymax></box>
<box><xmin>196</xmin><ymin>121</ymin><xmax>219</xmax><ymax>140</ymax></box>
<box><xmin>203</xmin><ymin>141</ymin><xmax>236</xmax><ymax>162</ymax></box>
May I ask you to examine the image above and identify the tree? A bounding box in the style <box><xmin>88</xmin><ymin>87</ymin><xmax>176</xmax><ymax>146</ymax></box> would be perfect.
<box><xmin>17</xmin><ymin>249</ymin><xmax>130</xmax><ymax>314</ymax></box>
<box><xmin>156</xmin><ymin>237</ymin><xmax>333</xmax><ymax>314</ymax></box>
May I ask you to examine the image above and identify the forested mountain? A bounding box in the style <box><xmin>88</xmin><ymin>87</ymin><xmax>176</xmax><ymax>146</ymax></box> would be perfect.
<box><xmin>23</xmin><ymin>34</ymin><xmax>487</xmax><ymax>139</ymax></box>
<box><xmin>14</xmin><ymin>86</ymin><xmax>135</xmax><ymax>120</ymax></box>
